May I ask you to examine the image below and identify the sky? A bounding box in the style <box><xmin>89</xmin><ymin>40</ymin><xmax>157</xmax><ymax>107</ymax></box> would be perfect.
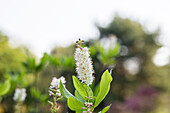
<box><xmin>0</xmin><ymin>0</ymin><xmax>170</xmax><ymax>65</ymax></box>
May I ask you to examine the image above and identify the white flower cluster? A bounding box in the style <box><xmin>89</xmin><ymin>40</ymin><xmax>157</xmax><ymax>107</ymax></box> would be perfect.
<box><xmin>13</xmin><ymin>88</ymin><xmax>26</xmax><ymax>102</ymax></box>
<box><xmin>74</xmin><ymin>47</ymin><xmax>94</xmax><ymax>85</ymax></box>
<box><xmin>49</xmin><ymin>76</ymin><xmax>66</xmax><ymax>97</ymax></box>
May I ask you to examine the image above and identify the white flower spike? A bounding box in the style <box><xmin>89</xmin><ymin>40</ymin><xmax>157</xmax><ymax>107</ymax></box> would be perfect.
<box><xmin>74</xmin><ymin>39</ymin><xmax>94</xmax><ymax>85</ymax></box>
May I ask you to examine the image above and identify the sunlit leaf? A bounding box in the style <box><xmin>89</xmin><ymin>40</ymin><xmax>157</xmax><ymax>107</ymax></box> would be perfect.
<box><xmin>72</xmin><ymin>76</ymin><xmax>88</xmax><ymax>99</ymax></box>
<box><xmin>75</xmin><ymin>90</ymin><xmax>85</xmax><ymax>102</ymax></box>
<box><xmin>59</xmin><ymin>81</ymin><xmax>80</xmax><ymax>102</ymax></box>
<box><xmin>94</xmin><ymin>70</ymin><xmax>112</xmax><ymax>108</ymax></box>
<box><xmin>98</xmin><ymin>104</ymin><xmax>112</xmax><ymax>113</ymax></box>
<box><xmin>67</xmin><ymin>96</ymin><xmax>84</xmax><ymax>111</ymax></box>
<box><xmin>0</xmin><ymin>79</ymin><xmax>11</xmax><ymax>96</ymax></box>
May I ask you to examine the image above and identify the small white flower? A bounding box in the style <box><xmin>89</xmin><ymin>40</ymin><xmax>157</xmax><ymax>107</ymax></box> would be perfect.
<box><xmin>49</xmin><ymin>90</ymin><xmax>54</xmax><ymax>96</ymax></box>
<box><xmin>51</xmin><ymin>77</ymin><xmax>60</xmax><ymax>88</ymax></box>
<box><xmin>13</xmin><ymin>88</ymin><xmax>26</xmax><ymax>102</ymax></box>
<box><xmin>60</xmin><ymin>76</ymin><xmax>66</xmax><ymax>84</ymax></box>
<box><xmin>56</xmin><ymin>89</ymin><xmax>61</xmax><ymax>96</ymax></box>
<box><xmin>74</xmin><ymin>47</ymin><xmax>94</xmax><ymax>85</ymax></box>
<box><xmin>49</xmin><ymin>76</ymin><xmax>66</xmax><ymax>97</ymax></box>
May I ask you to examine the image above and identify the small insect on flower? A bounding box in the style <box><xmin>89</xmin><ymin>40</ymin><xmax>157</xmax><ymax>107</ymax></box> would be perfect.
<box><xmin>49</xmin><ymin>76</ymin><xmax>66</xmax><ymax>97</ymax></box>
<box><xmin>74</xmin><ymin>39</ymin><xmax>94</xmax><ymax>86</ymax></box>
<box><xmin>13</xmin><ymin>88</ymin><xmax>27</xmax><ymax>102</ymax></box>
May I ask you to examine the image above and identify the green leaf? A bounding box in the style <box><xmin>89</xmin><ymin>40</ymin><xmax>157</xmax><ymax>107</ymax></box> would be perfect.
<box><xmin>83</xmin><ymin>85</ymin><xmax>93</xmax><ymax>97</ymax></box>
<box><xmin>0</xmin><ymin>79</ymin><xmax>11</xmax><ymax>96</ymax></box>
<box><xmin>63</xmin><ymin>56</ymin><xmax>75</xmax><ymax>68</ymax></box>
<box><xmin>94</xmin><ymin>70</ymin><xmax>112</xmax><ymax>108</ymax></box>
<box><xmin>94</xmin><ymin>84</ymin><xmax>100</xmax><ymax>97</ymax></box>
<box><xmin>36</xmin><ymin>53</ymin><xmax>49</xmax><ymax>72</ymax></box>
<box><xmin>109</xmin><ymin>43</ymin><xmax>120</xmax><ymax>57</ymax></box>
<box><xmin>75</xmin><ymin>110</ymin><xmax>83</xmax><ymax>113</ymax></box>
<box><xmin>89</xmin><ymin>45</ymin><xmax>97</xmax><ymax>56</ymax></box>
<box><xmin>72</xmin><ymin>76</ymin><xmax>88</xmax><ymax>99</ymax></box>
<box><xmin>67</xmin><ymin>96</ymin><xmax>84</xmax><ymax>111</ymax></box>
<box><xmin>59</xmin><ymin>81</ymin><xmax>76</xmax><ymax>99</ymax></box>
<box><xmin>75</xmin><ymin>90</ymin><xmax>85</xmax><ymax>102</ymax></box>
<box><xmin>99</xmin><ymin>104</ymin><xmax>112</xmax><ymax>113</ymax></box>
<box><xmin>30</xmin><ymin>87</ymin><xmax>40</xmax><ymax>98</ymax></box>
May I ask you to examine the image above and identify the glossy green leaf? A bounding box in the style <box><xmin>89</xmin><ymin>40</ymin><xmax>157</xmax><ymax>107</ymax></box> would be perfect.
<box><xmin>75</xmin><ymin>90</ymin><xmax>85</xmax><ymax>102</ymax></box>
<box><xmin>67</xmin><ymin>96</ymin><xmax>84</xmax><ymax>111</ymax></box>
<box><xmin>94</xmin><ymin>70</ymin><xmax>112</xmax><ymax>108</ymax></box>
<box><xmin>0</xmin><ymin>79</ymin><xmax>11</xmax><ymax>96</ymax></box>
<box><xmin>59</xmin><ymin>81</ymin><xmax>76</xmax><ymax>99</ymax></box>
<box><xmin>72</xmin><ymin>76</ymin><xmax>88</xmax><ymax>99</ymax></box>
<box><xmin>94</xmin><ymin>84</ymin><xmax>100</xmax><ymax>97</ymax></box>
<box><xmin>75</xmin><ymin>110</ymin><xmax>83</xmax><ymax>113</ymax></box>
<box><xmin>83</xmin><ymin>85</ymin><xmax>93</xmax><ymax>97</ymax></box>
<box><xmin>99</xmin><ymin>104</ymin><xmax>112</xmax><ymax>113</ymax></box>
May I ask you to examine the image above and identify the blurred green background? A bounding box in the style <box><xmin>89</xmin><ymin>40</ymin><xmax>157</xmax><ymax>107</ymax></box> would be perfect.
<box><xmin>0</xmin><ymin>16</ymin><xmax>170</xmax><ymax>113</ymax></box>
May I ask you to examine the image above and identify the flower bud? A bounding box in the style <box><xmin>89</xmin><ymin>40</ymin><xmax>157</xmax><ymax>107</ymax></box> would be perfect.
<box><xmin>76</xmin><ymin>45</ymin><xmax>79</xmax><ymax>48</ymax></box>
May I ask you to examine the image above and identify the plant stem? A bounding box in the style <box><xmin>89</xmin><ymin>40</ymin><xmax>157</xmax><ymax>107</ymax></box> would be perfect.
<box><xmin>14</xmin><ymin>102</ymin><xmax>22</xmax><ymax>113</ymax></box>
<box><xmin>87</xmin><ymin>85</ymin><xmax>90</xmax><ymax>103</ymax></box>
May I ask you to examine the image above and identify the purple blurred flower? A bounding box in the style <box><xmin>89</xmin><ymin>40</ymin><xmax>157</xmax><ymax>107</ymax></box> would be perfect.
<box><xmin>110</xmin><ymin>85</ymin><xmax>159</xmax><ymax>113</ymax></box>
<box><xmin>125</xmin><ymin>85</ymin><xmax>158</xmax><ymax>112</ymax></box>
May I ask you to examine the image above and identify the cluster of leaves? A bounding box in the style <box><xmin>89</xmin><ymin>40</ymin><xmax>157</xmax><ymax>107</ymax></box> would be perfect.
<box><xmin>0</xmin><ymin>33</ymin><xmax>27</xmax><ymax>76</ymax></box>
<box><xmin>88</xmin><ymin>42</ymin><xmax>120</xmax><ymax>66</ymax></box>
<box><xmin>21</xmin><ymin>53</ymin><xmax>75</xmax><ymax>103</ymax></box>
<box><xmin>97</xmin><ymin>43</ymin><xmax>120</xmax><ymax>65</ymax></box>
<box><xmin>23</xmin><ymin>53</ymin><xmax>75</xmax><ymax>72</ymax></box>
<box><xmin>60</xmin><ymin>70</ymin><xmax>112</xmax><ymax>113</ymax></box>
<box><xmin>0</xmin><ymin>70</ymin><xmax>27</xmax><ymax>102</ymax></box>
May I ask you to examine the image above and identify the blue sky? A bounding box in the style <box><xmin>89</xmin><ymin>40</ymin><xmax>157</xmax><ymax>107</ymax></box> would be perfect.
<box><xmin>0</xmin><ymin>0</ymin><xmax>170</xmax><ymax>65</ymax></box>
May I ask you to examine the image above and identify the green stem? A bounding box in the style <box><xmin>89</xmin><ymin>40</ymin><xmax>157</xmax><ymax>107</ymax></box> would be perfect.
<box><xmin>33</xmin><ymin>71</ymin><xmax>39</xmax><ymax>112</ymax></box>
<box><xmin>14</xmin><ymin>102</ymin><xmax>22</xmax><ymax>113</ymax></box>
<box><xmin>87</xmin><ymin>85</ymin><xmax>90</xmax><ymax>103</ymax></box>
